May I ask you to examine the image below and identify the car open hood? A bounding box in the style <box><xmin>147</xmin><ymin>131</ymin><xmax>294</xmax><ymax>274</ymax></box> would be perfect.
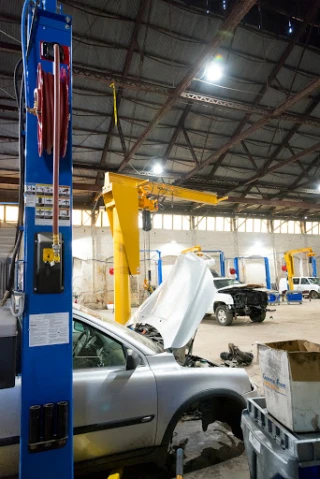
<box><xmin>126</xmin><ymin>253</ymin><xmax>214</xmax><ymax>349</ymax></box>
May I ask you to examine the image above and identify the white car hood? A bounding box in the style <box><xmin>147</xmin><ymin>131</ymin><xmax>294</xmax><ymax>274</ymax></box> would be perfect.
<box><xmin>126</xmin><ymin>253</ymin><xmax>214</xmax><ymax>349</ymax></box>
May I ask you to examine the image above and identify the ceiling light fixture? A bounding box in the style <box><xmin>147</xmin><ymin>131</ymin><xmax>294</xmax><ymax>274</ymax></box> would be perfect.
<box><xmin>205</xmin><ymin>55</ymin><xmax>224</xmax><ymax>82</ymax></box>
<box><xmin>153</xmin><ymin>163</ymin><xmax>163</xmax><ymax>175</ymax></box>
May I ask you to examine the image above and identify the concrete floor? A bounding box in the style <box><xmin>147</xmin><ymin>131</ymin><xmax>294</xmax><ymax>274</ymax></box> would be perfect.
<box><xmin>194</xmin><ymin>299</ymin><xmax>318</xmax><ymax>394</ymax></box>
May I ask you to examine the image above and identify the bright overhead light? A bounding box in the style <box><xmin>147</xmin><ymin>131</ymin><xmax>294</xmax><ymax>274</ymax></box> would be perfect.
<box><xmin>153</xmin><ymin>163</ymin><xmax>163</xmax><ymax>174</ymax></box>
<box><xmin>205</xmin><ymin>55</ymin><xmax>224</xmax><ymax>82</ymax></box>
<box><xmin>206</xmin><ymin>62</ymin><xmax>223</xmax><ymax>82</ymax></box>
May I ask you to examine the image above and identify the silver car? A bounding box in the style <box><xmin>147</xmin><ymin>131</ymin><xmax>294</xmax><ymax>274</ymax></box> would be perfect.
<box><xmin>0</xmin><ymin>307</ymin><xmax>257</xmax><ymax>477</ymax></box>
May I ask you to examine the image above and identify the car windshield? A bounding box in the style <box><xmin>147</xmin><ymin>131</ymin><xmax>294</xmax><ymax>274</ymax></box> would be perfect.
<box><xmin>83</xmin><ymin>310</ymin><xmax>163</xmax><ymax>354</ymax></box>
<box><xmin>308</xmin><ymin>278</ymin><xmax>320</xmax><ymax>285</ymax></box>
<box><xmin>214</xmin><ymin>278</ymin><xmax>240</xmax><ymax>289</ymax></box>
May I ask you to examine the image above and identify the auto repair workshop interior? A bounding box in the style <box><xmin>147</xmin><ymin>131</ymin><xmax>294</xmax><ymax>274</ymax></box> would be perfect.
<box><xmin>2</xmin><ymin>0</ymin><xmax>320</xmax><ymax>478</ymax></box>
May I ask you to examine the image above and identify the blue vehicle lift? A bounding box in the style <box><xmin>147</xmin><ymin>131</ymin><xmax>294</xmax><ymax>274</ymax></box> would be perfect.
<box><xmin>19</xmin><ymin>1</ymin><xmax>73</xmax><ymax>477</ymax></box>
<box><xmin>233</xmin><ymin>256</ymin><xmax>271</xmax><ymax>290</ymax></box>
<box><xmin>311</xmin><ymin>256</ymin><xmax>317</xmax><ymax>277</ymax></box>
<box><xmin>140</xmin><ymin>249</ymin><xmax>163</xmax><ymax>286</ymax></box>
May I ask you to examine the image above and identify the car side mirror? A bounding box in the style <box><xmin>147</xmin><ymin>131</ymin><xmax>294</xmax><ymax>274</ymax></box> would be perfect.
<box><xmin>126</xmin><ymin>349</ymin><xmax>140</xmax><ymax>371</ymax></box>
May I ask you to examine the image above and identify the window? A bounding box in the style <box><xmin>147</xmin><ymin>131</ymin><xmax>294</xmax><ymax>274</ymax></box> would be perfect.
<box><xmin>73</xmin><ymin>319</ymin><xmax>126</xmax><ymax>370</ymax></box>
<box><xmin>72</xmin><ymin>210</ymin><xmax>82</xmax><ymax>226</ymax></box>
<box><xmin>237</xmin><ymin>218</ymin><xmax>246</xmax><ymax>232</ymax></box>
<box><xmin>153</xmin><ymin>214</ymin><xmax>162</xmax><ymax>229</ymax></box>
<box><xmin>0</xmin><ymin>205</ymin><xmax>4</xmax><ymax>221</ymax></box>
<box><xmin>163</xmin><ymin>215</ymin><xmax>172</xmax><ymax>229</ymax></box>
<box><xmin>261</xmin><ymin>220</ymin><xmax>268</xmax><ymax>233</ymax></box>
<box><xmin>173</xmin><ymin>215</ymin><xmax>182</xmax><ymax>230</ymax></box>
<box><xmin>95</xmin><ymin>210</ymin><xmax>102</xmax><ymax>227</ymax></box>
<box><xmin>197</xmin><ymin>217</ymin><xmax>206</xmax><ymax>230</ymax></box>
<box><xmin>182</xmin><ymin>216</ymin><xmax>190</xmax><ymax>230</ymax></box>
<box><xmin>82</xmin><ymin>210</ymin><xmax>91</xmax><ymax>226</ymax></box>
<box><xmin>224</xmin><ymin>218</ymin><xmax>231</xmax><ymax>232</ymax></box>
<box><xmin>214</xmin><ymin>278</ymin><xmax>240</xmax><ymax>289</ymax></box>
<box><xmin>246</xmin><ymin>218</ymin><xmax>253</xmax><ymax>233</ymax></box>
<box><xmin>207</xmin><ymin>217</ymin><xmax>215</xmax><ymax>231</ymax></box>
<box><xmin>301</xmin><ymin>278</ymin><xmax>309</xmax><ymax>285</ymax></box>
<box><xmin>5</xmin><ymin>206</ymin><xmax>18</xmax><ymax>222</ymax></box>
<box><xmin>216</xmin><ymin>217</ymin><xmax>224</xmax><ymax>231</ymax></box>
<box><xmin>101</xmin><ymin>210</ymin><xmax>110</xmax><ymax>227</ymax></box>
<box><xmin>306</xmin><ymin>222</ymin><xmax>320</xmax><ymax>235</ymax></box>
<box><xmin>293</xmin><ymin>278</ymin><xmax>299</xmax><ymax>285</ymax></box>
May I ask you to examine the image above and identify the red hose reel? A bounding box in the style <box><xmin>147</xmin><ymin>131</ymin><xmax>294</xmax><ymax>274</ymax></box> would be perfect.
<box><xmin>34</xmin><ymin>63</ymin><xmax>69</xmax><ymax>157</ymax></box>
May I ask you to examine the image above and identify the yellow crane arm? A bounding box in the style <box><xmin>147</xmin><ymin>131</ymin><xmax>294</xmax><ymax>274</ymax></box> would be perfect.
<box><xmin>102</xmin><ymin>172</ymin><xmax>227</xmax><ymax>324</ymax></box>
<box><xmin>284</xmin><ymin>247</ymin><xmax>315</xmax><ymax>291</ymax></box>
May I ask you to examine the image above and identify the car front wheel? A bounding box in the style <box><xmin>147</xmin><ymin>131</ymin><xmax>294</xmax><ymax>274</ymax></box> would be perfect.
<box><xmin>215</xmin><ymin>305</ymin><xmax>233</xmax><ymax>326</ymax></box>
<box><xmin>310</xmin><ymin>290</ymin><xmax>318</xmax><ymax>299</ymax></box>
<box><xmin>250</xmin><ymin>310</ymin><xmax>266</xmax><ymax>322</ymax></box>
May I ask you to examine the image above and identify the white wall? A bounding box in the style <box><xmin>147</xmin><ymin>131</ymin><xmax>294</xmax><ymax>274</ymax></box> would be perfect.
<box><xmin>72</xmin><ymin>226</ymin><xmax>320</xmax><ymax>306</ymax></box>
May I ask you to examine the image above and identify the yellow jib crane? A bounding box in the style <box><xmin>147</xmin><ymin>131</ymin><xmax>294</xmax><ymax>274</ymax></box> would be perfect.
<box><xmin>102</xmin><ymin>172</ymin><xmax>227</xmax><ymax>324</ymax></box>
<box><xmin>284</xmin><ymin>247</ymin><xmax>315</xmax><ymax>291</ymax></box>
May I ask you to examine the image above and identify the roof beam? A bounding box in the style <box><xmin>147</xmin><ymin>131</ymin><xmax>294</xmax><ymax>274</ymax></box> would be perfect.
<box><xmin>234</xmin><ymin>93</ymin><xmax>320</xmax><ymax>196</ymax></box>
<box><xmin>162</xmin><ymin>104</ymin><xmax>192</xmax><ymax>164</ymax></box>
<box><xmin>117</xmin><ymin>0</ymin><xmax>257</xmax><ymax>172</ymax></box>
<box><xmin>231</xmin><ymin>141</ymin><xmax>320</xmax><ymax>190</ymax></box>
<box><xmin>204</xmin><ymin>0</ymin><xmax>320</xmax><ymax>180</ymax></box>
<box><xmin>179</xmin><ymin>74</ymin><xmax>320</xmax><ymax>183</ymax></box>
<box><xmin>240</xmin><ymin>141</ymin><xmax>258</xmax><ymax>171</ymax></box>
<box><xmin>182</xmin><ymin>127</ymin><xmax>199</xmax><ymax>166</ymax></box>
<box><xmin>1</xmin><ymin>57</ymin><xmax>320</xmax><ymax>127</ymax></box>
<box><xmin>96</xmin><ymin>0</ymin><xmax>148</xmax><ymax>184</ymax></box>
<box><xmin>2</xmin><ymin>176</ymin><xmax>320</xmax><ymax>210</ymax></box>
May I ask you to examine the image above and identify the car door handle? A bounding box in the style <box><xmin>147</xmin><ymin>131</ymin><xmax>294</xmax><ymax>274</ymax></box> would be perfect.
<box><xmin>141</xmin><ymin>416</ymin><xmax>153</xmax><ymax>423</ymax></box>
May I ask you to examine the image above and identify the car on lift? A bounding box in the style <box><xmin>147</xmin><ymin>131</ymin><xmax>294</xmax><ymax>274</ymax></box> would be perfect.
<box><xmin>0</xmin><ymin>310</ymin><xmax>257</xmax><ymax>476</ymax></box>
<box><xmin>206</xmin><ymin>277</ymin><xmax>269</xmax><ymax>326</ymax></box>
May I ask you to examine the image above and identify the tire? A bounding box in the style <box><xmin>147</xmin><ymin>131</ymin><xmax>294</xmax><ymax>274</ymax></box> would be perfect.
<box><xmin>310</xmin><ymin>290</ymin><xmax>318</xmax><ymax>299</ymax></box>
<box><xmin>215</xmin><ymin>305</ymin><xmax>233</xmax><ymax>326</ymax></box>
<box><xmin>250</xmin><ymin>310</ymin><xmax>266</xmax><ymax>323</ymax></box>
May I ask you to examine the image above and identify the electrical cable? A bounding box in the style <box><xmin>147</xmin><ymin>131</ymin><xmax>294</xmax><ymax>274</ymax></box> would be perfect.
<box><xmin>0</xmin><ymin>0</ymin><xmax>32</xmax><ymax>305</ymax></box>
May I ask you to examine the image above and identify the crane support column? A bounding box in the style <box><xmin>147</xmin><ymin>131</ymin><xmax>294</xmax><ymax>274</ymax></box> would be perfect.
<box><xmin>113</xmin><ymin>208</ymin><xmax>131</xmax><ymax>325</ymax></box>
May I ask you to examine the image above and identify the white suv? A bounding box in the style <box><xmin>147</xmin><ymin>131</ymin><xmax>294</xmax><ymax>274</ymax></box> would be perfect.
<box><xmin>293</xmin><ymin>277</ymin><xmax>320</xmax><ymax>299</ymax></box>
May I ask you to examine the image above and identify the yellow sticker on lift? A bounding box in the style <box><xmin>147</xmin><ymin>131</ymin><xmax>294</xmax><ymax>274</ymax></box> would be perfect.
<box><xmin>43</xmin><ymin>248</ymin><xmax>54</xmax><ymax>263</ymax></box>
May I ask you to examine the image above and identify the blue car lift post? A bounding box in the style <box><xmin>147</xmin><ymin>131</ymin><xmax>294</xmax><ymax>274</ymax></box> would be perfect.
<box><xmin>139</xmin><ymin>249</ymin><xmax>163</xmax><ymax>285</ymax></box>
<box><xmin>233</xmin><ymin>256</ymin><xmax>271</xmax><ymax>290</ymax></box>
<box><xmin>20</xmin><ymin>1</ymin><xmax>73</xmax><ymax>478</ymax></box>
<box><xmin>311</xmin><ymin>256</ymin><xmax>317</xmax><ymax>277</ymax></box>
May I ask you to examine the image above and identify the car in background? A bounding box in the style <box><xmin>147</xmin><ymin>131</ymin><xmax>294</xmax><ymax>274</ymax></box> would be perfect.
<box><xmin>206</xmin><ymin>277</ymin><xmax>269</xmax><ymax>326</ymax></box>
<box><xmin>293</xmin><ymin>277</ymin><xmax>320</xmax><ymax>299</ymax></box>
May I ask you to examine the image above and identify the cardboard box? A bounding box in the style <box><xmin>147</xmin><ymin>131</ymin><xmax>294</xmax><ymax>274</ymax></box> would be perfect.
<box><xmin>258</xmin><ymin>340</ymin><xmax>320</xmax><ymax>432</ymax></box>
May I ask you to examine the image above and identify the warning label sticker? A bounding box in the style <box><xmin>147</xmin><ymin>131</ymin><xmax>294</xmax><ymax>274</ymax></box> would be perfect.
<box><xmin>29</xmin><ymin>312</ymin><xmax>69</xmax><ymax>347</ymax></box>
<box><xmin>25</xmin><ymin>183</ymin><xmax>71</xmax><ymax>226</ymax></box>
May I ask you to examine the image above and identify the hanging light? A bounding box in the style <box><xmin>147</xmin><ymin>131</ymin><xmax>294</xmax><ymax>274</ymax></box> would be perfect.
<box><xmin>153</xmin><ymin>163</ymin><xmax>163</xmax><ymax>175</ymax></box>
<box><xmin>288</xmin><ymin>20</ymin><xmax>293</xmax><ymax>34</ymax></box>
<box><xmin>205</xmin><ymin>55</ymin><xmax>224</xmax><ymax>82</ymax></box>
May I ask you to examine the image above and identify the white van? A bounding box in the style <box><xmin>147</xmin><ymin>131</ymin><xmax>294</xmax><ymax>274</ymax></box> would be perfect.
<box><xmin>279</xmin><ymin>277</ymin><xmax>320</xmax><ymax>298</ymax></box>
